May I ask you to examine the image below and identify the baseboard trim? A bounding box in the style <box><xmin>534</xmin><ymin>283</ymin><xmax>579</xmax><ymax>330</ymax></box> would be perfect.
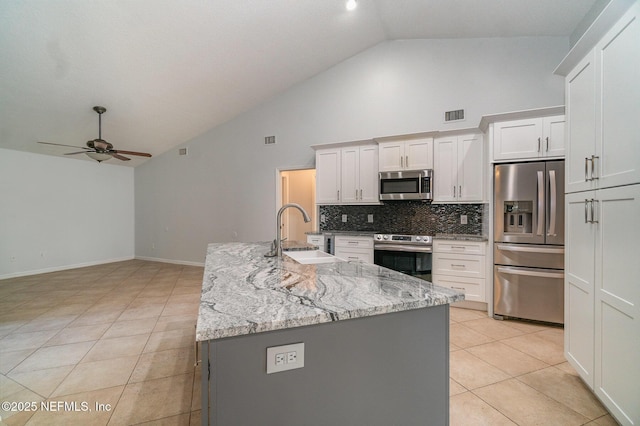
<box><xmin>135</xmin><ymin>256</ymin><xmax>205</xmax><ymax>267</ymax></box>
<box><xmin>0</xmin><ymin>256</ymin><xmax>135</xmax><ymax>280</ymax></box>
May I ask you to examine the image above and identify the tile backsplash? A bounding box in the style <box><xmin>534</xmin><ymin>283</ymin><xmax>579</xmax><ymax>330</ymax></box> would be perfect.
<box><xmin>319</xmin><ymin>202</ymin><xmax>485</xmax><ymax>236</ymax></box>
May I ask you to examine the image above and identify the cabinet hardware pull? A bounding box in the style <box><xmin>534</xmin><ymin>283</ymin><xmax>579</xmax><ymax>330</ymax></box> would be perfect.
<box><xmin>453</xmin><ymin>186</ymin><xmax>456</xmax><ymax>197</ymax></box>
<box><xmin>591</xmin><ymin>155</ymin><xmax>599</xmax><ymax>180</ymax></box>
<box><xmin>585</xmin><ymin>157</ymin><xmax>590</xmax><ymax>181</ymax></box>
<box><xmin>459</xmin><ymin>186</ymin><xmax>462</xmax><ymax>198</ymax></box>
<box><xmin>194</xmin><ymin>333</ymin><xmax>201</xmax><ymax>368</ymax></box>
<box><xmin>546</xmin><ymin>137</ymin><xmax>549</xmax><ymax>152</ymax></box>
<box><xmin>360</xmin><ymin>189</ymin><xmax>362</xmax><ymax>199</ymax></box>
<box><xmin>406</xmin><ymin>155</ymin><xmax>409</xmax><ymax>168</ymax></box>
<box><xmin>584</xmin><ymin>199</ymin><xmax>589</xmax><ymax>223</ymax></box>
<box><xmin>590</xmin><ymin>198</ymin><xmax>598</xmax><ymax>223</ymax></box>
<box><xmin>537</xmin><ymin>137</ymin><xmax>541</xmax><ymax>152</ymax></box>
<box><xmin>451</xmin><ymin>264</ymin><xmax>466</xmax><ymax>268</ymax></box>
<box><xmin>451</xmin><ymin>286</ymin><xmax>466</xmax><ymax>291</ymax></box>
<box><xmin>451</xmin><ymin>246</ymin><xmax>466</xmax><ymax>250</ymax></box>
<box><xmin>400</xmin><ymin>156</ymin><xmax>403</xmax><ymax>168</ymax></box>
<box><xmin>355</xmin><ymin>189</ymin><xmax>358</xmax><ymax>199</ymax></box>
<box><xmin>337</xmin><ymin>190</ymin><xmax>340</xmax><ymax>199</ymax></box>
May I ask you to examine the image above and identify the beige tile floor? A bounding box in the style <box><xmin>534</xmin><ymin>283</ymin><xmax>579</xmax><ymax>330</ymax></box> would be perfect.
<box><xmin>0</xmin><ymin>260</ymin><xmax>618</xmax><ymax>425</ymax></box>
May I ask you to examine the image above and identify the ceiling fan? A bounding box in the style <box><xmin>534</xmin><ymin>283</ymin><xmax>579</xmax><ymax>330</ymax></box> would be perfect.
<box><xmin>38</xmin><ymin>106</ymin><xmax>152</xmax><ymax>162</ymax></box>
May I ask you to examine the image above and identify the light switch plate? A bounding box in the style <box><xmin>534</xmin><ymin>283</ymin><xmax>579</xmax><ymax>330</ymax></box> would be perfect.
<box><xmin>460</xmin><ymin>215</ymin><xmax>468</xmax><ymax>225</ymax></box>
<box><xmin>266</xmin><ymin>342</ymin><xmax>304</xmax><ymax>374</ymax></box>
<box><xmin>368</xmin><ymin>214</ymin><xmax>374</xmax><ymax>223</ymax></box>
<box><xmin>341</xmin><ymin>214</ymin><xmax>348</xmax><ymax>222</ymax></box>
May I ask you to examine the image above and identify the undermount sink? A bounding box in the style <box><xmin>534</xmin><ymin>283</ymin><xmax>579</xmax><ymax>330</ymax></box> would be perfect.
<box><xmin>284</xmin><ymin>250</ymin><xmax>344</xmax><ymax>264</ymax></box>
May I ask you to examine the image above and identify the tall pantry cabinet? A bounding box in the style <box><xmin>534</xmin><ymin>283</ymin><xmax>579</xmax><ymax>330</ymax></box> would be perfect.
<box><xmin>561</xmin><ymin>2</ymin><xmax>640</xmax><ymax>425</ymax></box>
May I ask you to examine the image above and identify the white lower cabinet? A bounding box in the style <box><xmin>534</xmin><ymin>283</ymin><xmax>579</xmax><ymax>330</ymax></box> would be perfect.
<box><xmin>565</xmin><ymin>185</ymin><xmax>640</xmax><ymax>425</ymax></box>
<box><xmin>306</xmin><ymin>235</ymin><xmax>325</xmax><ymax>252</ymax></box>
<box><xmin>334</xmin><ymin>236</ymin><xmax>373</xmax><ymax>263</ymax></box>
<box><xmin>432</xmin><ymin>240</ymin><xmax>487</xmax><ymax>302</ymax></box>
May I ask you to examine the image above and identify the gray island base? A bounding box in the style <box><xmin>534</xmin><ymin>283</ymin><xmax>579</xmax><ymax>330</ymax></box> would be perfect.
<box><xmin>197</xmin><ymin>242</ymin><xmax>463</xmax><ymax>426</ymax></box>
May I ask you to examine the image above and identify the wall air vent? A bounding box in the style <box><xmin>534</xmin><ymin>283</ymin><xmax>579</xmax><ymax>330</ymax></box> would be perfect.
<box><xmin>264</xmin><ymin>136</ymin><xmax>276</xmax><ymax>145</ymax></box>
<box><xmin>178</xmin><ymin>148</ymin><xmax>188</xmax><ymax>155</ymax></box>
<box><xmin>444</xmin><ymin>109</ymin><xmax>465</xmax><ymax>122</ymax></box>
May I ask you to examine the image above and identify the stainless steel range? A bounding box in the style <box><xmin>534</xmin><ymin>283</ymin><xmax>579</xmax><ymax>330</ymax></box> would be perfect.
<box><xmin>373</xmin><ymin>234</ymin><xmax>433</xmax><ymax>281</ymax></box>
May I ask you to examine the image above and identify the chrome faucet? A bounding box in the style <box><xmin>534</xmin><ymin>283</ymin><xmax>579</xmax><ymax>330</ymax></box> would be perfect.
<box><xmin>265</xmin><ymin>203</ymin><xmax>311</xmax><ymax>257</ymax></box>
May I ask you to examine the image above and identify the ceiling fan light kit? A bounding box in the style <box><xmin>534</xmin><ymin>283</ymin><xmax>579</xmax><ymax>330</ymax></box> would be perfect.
<box><xmin>38</xmin><ymin>106</ymin><xmax>152</xmax><ymax>163</ymax></box>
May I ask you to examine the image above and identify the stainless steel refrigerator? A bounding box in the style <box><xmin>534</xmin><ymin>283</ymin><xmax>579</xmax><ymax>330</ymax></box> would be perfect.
<box><xmin>493</xmin><ymin>160</ymin><xmax>564</xmax><ymax>324</ymax></box>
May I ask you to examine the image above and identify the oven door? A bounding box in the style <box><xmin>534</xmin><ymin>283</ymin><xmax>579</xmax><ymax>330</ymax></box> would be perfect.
<box><xmin>374</xmin><ymin>248</ymin><xmax>432</xmax><ymax>281</ymax></box>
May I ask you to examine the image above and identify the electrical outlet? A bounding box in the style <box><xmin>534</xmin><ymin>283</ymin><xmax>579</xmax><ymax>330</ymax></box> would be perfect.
<box><xmin>367</xmin><ymin>214</ymin><xmax>374</xmax><ymax>223</ymax></box>
<box><xmin>266</xmin><ymin>342</ymin><xmax>305</xmax><ymax>374</ymax></box>
<box><xmin>320</xmin><ymin>214</ymin><xmax>326</xmax><ymax>223</ymax></box>
<box><xmin>342</xmin><ymin>214</ymin><xmax>348</xmax><ymax>222</ymax></box>
<box><xmin>460</xmin><ymin>215</ymin><xmax>468</xmax><ymax>225</ymax></box>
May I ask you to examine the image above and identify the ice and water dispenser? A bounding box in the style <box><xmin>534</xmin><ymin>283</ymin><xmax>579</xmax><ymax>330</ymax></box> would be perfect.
<box><xmin>503</xmin><ymin>201</ymin><xmax>533</xmax><ymax>234</ymax></box>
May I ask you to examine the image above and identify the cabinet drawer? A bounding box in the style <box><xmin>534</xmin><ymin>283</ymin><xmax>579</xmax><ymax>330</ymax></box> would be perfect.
<box><xmin>433</xmin><ymin>253</ymin><xmax>485</xmax><ymax>278</ymax></box>
<box><xmin>334</xmin><ymin>236</ymin><xmax>374</xmax><ymax>249</ymax></box>
<box><xmin>334</xmin><ymin>247</ymin><xmax>373</xmax><ymax>263</ymax></box>
<box><xmin>434</xmin><ymin>240</ymin><xmax>486</xmax><ymax>255</ymax></box>
<box><xmin>432</xmin><ymin>275</ymin><xmax>485</xmax><ymax>302</ymax></box>
<box><xmin>306</xmin><ymin>235</ymin><xmax>324</xmax><ymax>245</ymax></box>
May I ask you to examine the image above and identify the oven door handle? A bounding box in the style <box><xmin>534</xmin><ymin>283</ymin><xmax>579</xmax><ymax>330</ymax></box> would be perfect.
<box><xmin>374</xmin><ymin>244</ymin><xmax>432</xmax><ymax>253</ymax></box>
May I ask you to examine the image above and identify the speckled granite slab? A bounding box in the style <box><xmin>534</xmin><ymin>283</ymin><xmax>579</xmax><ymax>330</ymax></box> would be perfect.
<box><xmin>196</xmin><ymin>242</ymin><xmax>464</xmax><ymax>341</ymax></box>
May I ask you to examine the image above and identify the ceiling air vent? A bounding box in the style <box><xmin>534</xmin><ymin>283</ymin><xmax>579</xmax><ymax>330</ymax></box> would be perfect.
<box><xmin>264</xmin><ymin>136</ymin><xmax>276</xmax><ymax>145</ymax></box>
<box><xmin>178</xmin><ymin>148</ymin><xmax>188</xmax><ymax>155</ymax></box>
<box><xmin>444</xmin><ymin>109</ymin><xmax>465</xmax><ymax>122</ymax></box>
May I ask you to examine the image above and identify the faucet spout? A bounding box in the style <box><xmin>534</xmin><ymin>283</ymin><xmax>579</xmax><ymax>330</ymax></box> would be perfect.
<box><xmin>265</xmin><ymin>203</ymin><xmax>311</xmax><ymax>257</ymax></box>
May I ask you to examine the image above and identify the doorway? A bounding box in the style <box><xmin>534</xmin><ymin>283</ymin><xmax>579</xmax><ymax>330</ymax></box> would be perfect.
<box><xmin>279</xmin><ymin>169</ymin><xmax>316</xmax><ymax>242</ymax></box>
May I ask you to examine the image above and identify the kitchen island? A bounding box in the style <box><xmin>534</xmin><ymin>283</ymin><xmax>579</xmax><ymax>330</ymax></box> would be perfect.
<box><xmin>196</xmin><ymin>242</ymin><xmax>463</xmax><ymax>426</ymax></box>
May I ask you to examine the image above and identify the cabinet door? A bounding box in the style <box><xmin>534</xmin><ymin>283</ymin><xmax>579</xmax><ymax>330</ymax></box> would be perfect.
<box><xmin>458</xmin><ymin>134</ymin><xmax>483</xmax><ymax>202</ymax></box>
<box><xmin>316</xmin><ymin>149</ymin><xmax>341</xmax><ymax>204</ymax></box>
<box><xmin>566</xmin><ymin>52</ymin><xmax>597</xmax><ymax>193</ymax></box>
<box><xmin>358</xmin><ymin>145</ymin><xmax>379</xmax><ymax>203</ymax></box>
<box><xmin>596</xmin><ymin>4</ymin><xmax>640</xmax><ymax>189</ymax></box>
<box><xmin>594</xmin><ymin>184</ymin><xmax>640</xmax><ymax>425</ymax></box>
<box><xmin>405</xmin><ymin>138</ymin><xmax>433</xmax><ymax>170</ymax></box>
<box><xmin>433</xmin><ymin>136</ymin><xmax>457</xmax><ymax>202</ymax></box>
<box><xmin>378</xmin><ymin>142</ymin><xmax>403</xmax><ymax>172</ymax></box>
<box><xmin>493</xmin><ymin>118</ymin><xmax>542</xmax><ymax>161</ymax></box>
<box><xmin>542</xmin><ymin>116</ymin><xmax>565</xmax><ymax>158</ymax></box>
<box><xmin>565</xmin><ymin>191</ymin><xmax>596</xmax><ymax>389</ymax></box>
<box><xmin>341</xmin><ymin>147</ymin><xmax>359</xmax><ymax>203</ymax></box>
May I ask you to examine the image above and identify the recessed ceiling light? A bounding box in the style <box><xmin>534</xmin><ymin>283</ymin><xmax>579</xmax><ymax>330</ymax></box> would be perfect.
<box><xmin>346</xmin><ymin>0</ymin><xmax>357</xmax><ymax>11</ymax></box>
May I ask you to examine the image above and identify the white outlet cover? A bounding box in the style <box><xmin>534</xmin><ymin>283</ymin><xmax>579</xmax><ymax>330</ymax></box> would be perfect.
<box><xmin>266</xmin><ymin>342</ymin><xmax>304</xmax><ymax>374</ymax></box>
<box><xmin>342</xmin><ymin>214</ymin><xmax>347</xmax><ymax>222</ymax></box>
<box><xmin>367</xmin><ymin>214</ymin><xmax>374</xmax><ymax>223</ymax></box>
<box><xmin>460</xmin><ymin>215</ymin><xmax>468</xmax><ymax>225</ymax></box>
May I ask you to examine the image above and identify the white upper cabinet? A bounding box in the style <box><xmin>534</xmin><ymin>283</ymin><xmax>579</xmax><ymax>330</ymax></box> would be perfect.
<box><xmin>340</xmin><ymin>145</ymin><xmax>379</xmax><ymax>204</ymax></box>
<box><xmin>492</xmin><ymin>115</ymin><xmax>565</xmax><ymax>161</ymax></box>
<box><xmin>315</xmin><ymin>143</ymin><xmax>378</xmax><ymax>205</ymax></box>
<box><xmin>378</xmin><ymin>138</ymin><xmax>433</xmax><ymax>172</ymax></box>
<box><xmin>434</xmin><ymin>133</ymin><xmax>484</xmax><ymax>203</ymax></box>
<box><xmin>315</xmin><ymin>148</ymin><xmax>341</xmax><ymax>204</ymax></box>
<box><xmin>566</xmin><ymin>52</ymin><xmax>597</xmax><ymax>193</ymax></box>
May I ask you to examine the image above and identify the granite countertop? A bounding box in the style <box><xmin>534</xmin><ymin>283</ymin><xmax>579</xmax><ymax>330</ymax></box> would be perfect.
<box><xmin>196</xmin><ymin>242</ymin><xmax>464</xmax><ymax>341</ymax></box>
<box><xmin>434</xmin><ymin>233</ymin><xmax>488</xmax><ymax>242</ymax></box>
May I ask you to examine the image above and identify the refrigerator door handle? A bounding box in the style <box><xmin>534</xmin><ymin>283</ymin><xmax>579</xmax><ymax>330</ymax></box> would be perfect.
<box><xmin>548</xmin><ymin>170</ymin><xmax>557</xmax><ymax>236</ymax></box>
<box><xmin>496</xmin><ymin>244</ymin><xmax>565</xmax><ymax>255</ymax></box>
<box><xmin>497</xmin><ymin>266</ymin><xmax>564</xmax><ymax>279</ymax></box>
<box><xmin>536</xmin><ymin>171</ymin><xmax>544</xmax><ymax>236</ymax></box>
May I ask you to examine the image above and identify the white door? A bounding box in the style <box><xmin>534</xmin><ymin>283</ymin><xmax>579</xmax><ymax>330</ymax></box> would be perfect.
<box><xmin>315</xmin><ymin>149</ymin><xmax>341</xmax><ymax>204</ymax></box>
<box><xmin>433</xmin><ymin>137</ymin><xmax>457</xmax><ymax>202</ymax></box>
<box><xmin>358</xmin><ymin>145</ymin><xmax>379</xmax><ymax>203</ymax></box>
<box><xmin>596</xmin><ymin>6</ymin><xmax>640</xmax><ymax>189</ymax></box>
<box><xmin>594</xmin><ymin>184</ymin><xmax>640</xmax><ymax>425</ymax></box>
<box><xmin>378</xmin><ymin>142</ymin><xmax>403</xmax><ymax>172</ymax></box>
<box><xmin>543</xmin><ymin>116</ymin><xmax>566</xmax><ymax>158</ymax></box>
<box><xmin>566</xmin><ymin>52</ymin><xmax>597</xmax><ymax>193</ymax></box>
<box><xmin>341</xmin><ymin>147</ymin><xmax>359</xmax><ymax>203</ymax></box>
<box><xmin>565</xmin><ymin>191</ymin><xmax>596</xmax><ymax>388</ymax></box>
<box><xmin>493</xmin><ymin>118</ymin><xmax>541</xmax><ymax>161</ymax></box>
<box><xmin>458</xmin><ymin>134</ymin><xmax>483</xmax><ymax>202</ymax></box>
<box><xmin>405</xmin><ymin>138</ymin><xmax>433</xmax><ymax>170</ymax></box>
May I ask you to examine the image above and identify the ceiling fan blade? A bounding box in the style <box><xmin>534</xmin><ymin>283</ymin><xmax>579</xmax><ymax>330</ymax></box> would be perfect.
<box><xmin>64</xmin><ymin>151</ymin><xmax>93</xmax><ymax>156</ymax></box>
<box><xmin>111</xmin><ymin>149</ymin><xmax>152</xmax><ymax>158</ymax></box>
<box><xmin>38</xmin><ymin>141</ymin><xmax>90</xmax><ymax>150</ymax></box>
<box><xmin>110</xmin><ymin>153</ymin><xmax>131</xmax><ymax>161</ymax></box>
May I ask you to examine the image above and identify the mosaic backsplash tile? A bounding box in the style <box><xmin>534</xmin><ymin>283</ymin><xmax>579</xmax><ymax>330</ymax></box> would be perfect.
<box><xmin>319</xmin><ymin>202</ymin><xmax>485</xmax><ymax>236</ymax></box>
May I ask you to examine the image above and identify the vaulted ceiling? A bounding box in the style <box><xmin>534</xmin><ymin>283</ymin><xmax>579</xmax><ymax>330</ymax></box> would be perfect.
<box><xmin>0</xmin><ymin>0</ymin><xmax>597</xmax><ymax>166</ymax></box>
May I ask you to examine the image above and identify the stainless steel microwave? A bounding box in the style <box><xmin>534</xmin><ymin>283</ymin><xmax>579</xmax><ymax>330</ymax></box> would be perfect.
<box><xmin>379</xmin><ymin>169</ymin><xmax>433</xmax><ymax>201</ymax></box>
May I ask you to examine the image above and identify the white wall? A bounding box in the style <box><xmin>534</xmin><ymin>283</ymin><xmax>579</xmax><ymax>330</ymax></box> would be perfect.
<box><xmin>0</xmin><ymin>149</ymin><xmax>134</xmax><ymax>278</ymax></box>
<box><xmin>135</xmin><ymin>37</ymin><xmax>568</xmax><ymax>263</ymax></box>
